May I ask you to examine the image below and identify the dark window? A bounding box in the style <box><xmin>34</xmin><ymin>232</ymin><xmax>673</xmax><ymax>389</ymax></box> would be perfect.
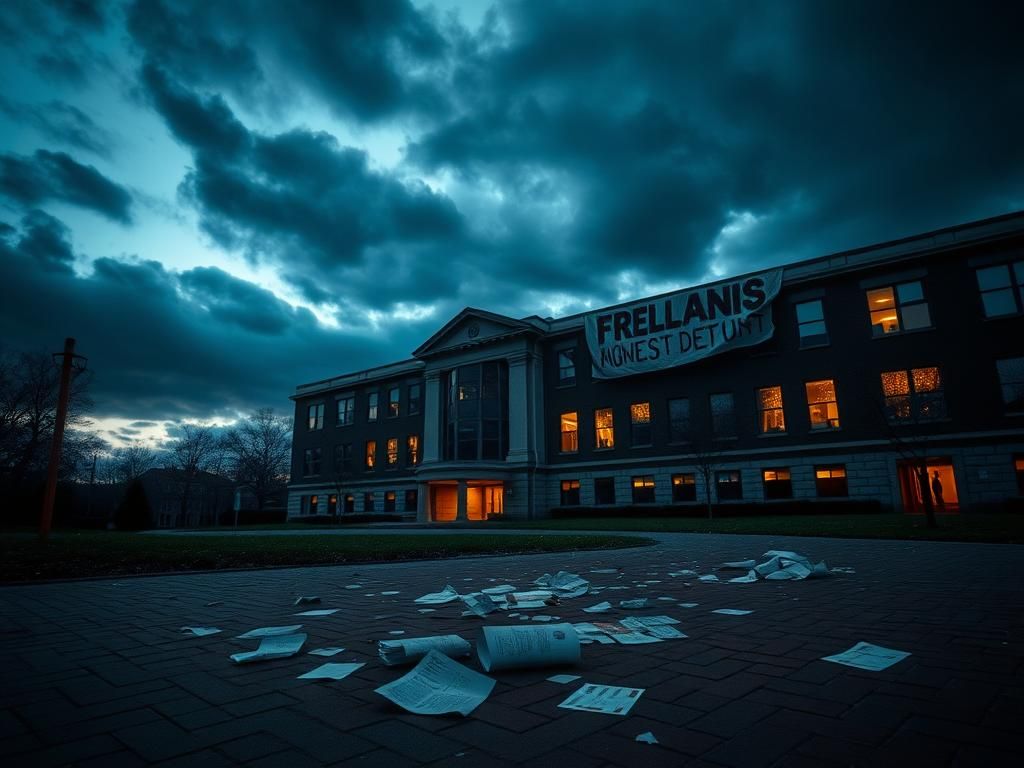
<box><xmin>367</xmin><ymin>392</ymin><xmax>379</xmax><ymax>422</ymax></box>
<box><xmin>997</xmin><ymin>357</ymin><xmax>1024</xmax><ymax>412</ymax></box>
<box><xmin>672</xmin><ymin>473</ymin><xmax>696</xmax><ymax>502</ymax></box>
<box><xmin>595</xmin><ymin>408</ymin><xmax>615</xmax><ymax>449</ymax></box>
<box><xmin>336</xmin><ymin>396</ymin><xmax>354</xmax><ymax>426</ymax></box>
<box><xmin>757</xmin><ymin>386</ymin><xmax>786</xmax><ymax>433</ymax></box>
<box><xmin>881</xmin><ymin>367</ymin><xmax>946</xmax><ymax>422</ymax></box>
<box><xmin>344</xmin><ymin>494</ymin><xmax>355</xmax><ymax>514</ymax></box>
<box><xmin>404</xmin><ymin>489</ymin><xmax>418</xmax><ymax>512</ymax></box>
<box><xmin>558</xmin><ymin>348</ymin><xmax>576</xmax><ymax>385</ymax></box>
<box><xmin>328</xmin><ymin>494</ymin><xmax>338</xmax><ymax>515</ymax></box>
<box><xmin>866</xmin><ymin>281</ymin><xmax>931</xmax><ymax>336</ymax></box>
<box><xmin>384</xmin><ymin>491</ymin><xmax>396</xmax><ymax>512</ymax></box>
<box><xmin>630</xmin><ymin>402</ymin><xmax>652</xmax><ymax>446</ymax></box>
<box><xmin>407</xmin><ymin>435</ymin><xmax>420</xmax><ymax>465</ymax></box>
<box><xmin>815</xmin><ymin>466</ymin><xmax>848</xmax><ymax>497</ymax></box>
<box><xmin>805</xmin><ymin>379</ymin><xmax>841</xmax><ymax>430</ymax></box>
<box><xmin>444</xmin><ymin>362</ymin><xmax>509</xmax><ymax>461</ymax></box>
<box><xmin>365</xmin><ymin>440</ymin><xmax>376</xmax><ymax>469</ymax></box>
<box><xmin>386</xmin><ymin>437</ymin><xmax>399</xmax><ymax>466</ymax></box>
<box><xmin>631</xmin><ymin>475</ymin><xmax>655</xmax><ymax>503</ymax></box>
<box><xmin>408</xmin><ymin>383</ymin><xmax>422</xmax><ymax>415</ymax></box>
<box><xmin>364</xmin><ymin>492</ymin><xmax>375</xmax><ymax>512</ymax></box>
<box><xmin>560</xmin><ymin>411</ymin><xmax>578</xmax><ymax>453</ymax></box>
<box><xmin>594</xmin><ymin>477</ymin><xmax>616</xmax><ymax>505</ymax></box>
<box><xmin>716</xmin><ymin>470</ymin><xmax>742</xmax><ymax>500</ymax></box>
<box><xmin>560</xmin><ymin>479</ymin><xmax>581</xmax><ymax>506</ymax></box>
<box><xmin>303</xmin><ymin>448</ymin><xmax>321</xmax><ymax>476</ymax></box>
<box><xmin>308</xmin><ymin>494</ymin><xmax>319</xmax><ymax>515</ymax></box>
<box><xmin>388</xmin><ymin>387</ymin><xmax>400</xmax><ymax>418</ymax></box>
<box><xmin>710</xmin><ymin>393</ymin><xmax>736</xmax><ymax>437</ymax></box>
<box><xmin>795</xmin><ymin>299</ymin><xmax>829</xmax><ymax>348</ymax></box>
<box><xmin>763</xmin><ymin>468</ymin><xmax>792</xmax><ymax>500</ymax></box>
<box><xmin>308</xmin><ymin>403</ymin><xmax>324</xmax><ymax>430</ymax></box>
<box><xmin>976</xmin><ymin>262</ymin><xmax>1024</xmax><ymax>317</ymax></box>
<box><xmin>334</xmin><ymin>443</ymin><xmax>353</xmax><ymax>472</ymax></box>
<box><xmin>668</xmin><ymin>398</ymin><xmax>690</xmax><ymax>443</ymax></box>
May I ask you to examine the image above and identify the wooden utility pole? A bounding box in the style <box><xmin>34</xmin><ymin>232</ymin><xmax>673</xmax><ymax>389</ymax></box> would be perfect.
<box><xmin>39</xmin><ymin>337</ymin><xmax>80</xmax><ymax>541</ymax></box>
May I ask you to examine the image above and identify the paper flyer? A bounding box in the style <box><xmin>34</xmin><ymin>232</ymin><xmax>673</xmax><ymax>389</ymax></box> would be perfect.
<box><xmin>378</xmin><ymin>635</ymin><xmax>472</xmax><ymax>666</ymax></box>
<box><xmin>297</xmin><ymin>662</ymin><xmax>364</xmax><ymax>680</ymax></box>
<box><xmin>237</xmin><ymin>625</ymin><xmax>303</xmax><ymax>639</ymax></box>
<box><xmin>558</xmin><ymin>683</ymin><xmax>644</xmax><ymax>716</ymax></box>
<box><xmin>374</xmin><ymin>649</ymin><xmax>495</xmax><ymax>716</ymax></box>
<box><xmin>230</xmin><ymin>633</ymin><xmax>306</xmax><ymax>664</ymax></box>
<box><xmin>180</xmin><ymin>626</ymin><xmax>220</xmax><ymax>636</ymax></box>
<box><xmin>414</xmin><ymin>585</ymin><xmax>461</xmax><ymax>605</ymax></box>
<box><xmin>822</xmin><ymin>641</ymin><xmax>911</xmax><ymax>671</ymax></box>
<box><xmin>477</xmin><ymin>623</ymin><xmax>580</xmax><ymax>672</ymax></box>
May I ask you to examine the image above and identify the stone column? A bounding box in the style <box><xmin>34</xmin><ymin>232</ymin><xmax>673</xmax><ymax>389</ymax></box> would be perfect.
<box><xmin>506</xmin><ymin>352</ymin><xmax>531</xmax><ymax>463</ymax></box>
<box><xmin>456</xmin><ymin>480</ymin><xmax>467</xmax><ymax>521</ymax></box>
<box><xmin>416</xmin><ymin>481</ymin><xmax>430</xmax><ymax>523</ymax></box>
<box><xmin>423</xmin><ymin>369</ymin><xmax>443</xmax><ymax>463</ymax></box>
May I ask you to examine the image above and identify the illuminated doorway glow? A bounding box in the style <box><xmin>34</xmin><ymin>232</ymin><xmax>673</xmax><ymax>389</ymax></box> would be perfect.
<box><xmin>897</xmin><ymin>458</ymin><xmax>959</xmax><ymax>514</ymax></box>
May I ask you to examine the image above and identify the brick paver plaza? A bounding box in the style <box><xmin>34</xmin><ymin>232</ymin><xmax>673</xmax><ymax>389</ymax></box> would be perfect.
<box><xmin>2</xmin><ymin>532</ymin><xmax>1022</xmax><ymax>766</ymax></box>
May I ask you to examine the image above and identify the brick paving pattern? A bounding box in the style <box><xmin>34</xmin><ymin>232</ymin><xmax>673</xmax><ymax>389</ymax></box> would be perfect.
<box><xmin>2</xmin><ymin>532</ymin><xmax>1022</xmax><ymax>766</ymax></box>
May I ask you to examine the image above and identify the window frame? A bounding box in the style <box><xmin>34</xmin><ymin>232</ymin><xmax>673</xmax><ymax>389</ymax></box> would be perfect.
<box><xmin>671</xmin><ymin>473</ymin><xmax>696</xmax><ymax>502</ymax></box>
<box><xmin>560</xmin><ymin>479</ymin><xmax>581</xmax><ymax>506</ymax></box>
<box><xmin>366</xmin><ymin>391</ymin><xmax>379</xmax><ymax>422</ymax></box>
<box><xmin>557</xmin><ymin>347</ymin><xmax>577</xmax><ymax>386</ymax></box>
<box><xmin>866</xmin><ymin>280</ymin><xmax>932</xmax><ymax>337</ymax></box>
<box><xmin>594</xmin><ymin>407</ymin><xmax>615</xmax><ymax>450</ymax></box>
<box><xmin>407</xmin><ymin>434</ymin><xmax>420</xmax><ymax>466</ymax></box>
<box><xmin>795</xmin><ymin>299</ymin><xmax>829</xmax><ymax>349</ymax></box>
<box><xmin>594</xmin><ymin>477</ymin><xmax>616</xmax><ymax>505</ymax></box>
<box><xmin>364</xmin><ymin>492</ymin><xmax>375</xmax><ymax>512</ymax></box>
<box><xmin>384</xmin><ymin>491</ymin><xmax>396</xmax><ymax>512</ymax></box>
<box><xmin>559</xmin><ymin>411</ymin><xmax>579</xmax><ymax>454</ymax></box>
<box><xmin>307</xmin><ymin>403</ymin><xmax>324</xmax><ymax>431</ymax></box>
<box><xmin>386</xmin><ymin>437</ymin><xmax>399</xmax><ymax>467</ymax></box>
<box><xmin>709</xmin><ymin>392</ymin><xmax>736</xmax><ymax>438</ymax></box>
<box><xmin>976</xmin><ymin>261</ymin><xmax>1024</xmax><ymax>318</ymax></box>
<box><xmin>404</xmin><ymin>489</ymin><xmax>418</xmax><ymax>512</ymax></box>
<box><xmin>336</xmin><ymin>395</ymin><xmax>354</xmax><ymax>427</ymax></box>
<box><xmin>815</xmin><ymin>465</ymin><xmax>848</xmax><ymax>497</ymax></box>
<box><xmin>631</xmin><ymin>475</ymin><xmax>656</xmax><ymax>504</ymax></box>
<box><xmin>667</xmin><ymin>397</ymin><xmax>690</xmax><ymax>444</ymax></box>
<box><xmin>996</xmin><ymin>356</ymin><xmax>1024</xmax><ymax>413</ymax></box>
<box><xmin>387</xmin><ymin>387</ymin><xmax>400</xmax><ymax>418</ymax></box>
<box><xmin>715</xmin><ymin>469</ymin><xmax>742</xmax><ymax>501</ymax></box>
<box><xmin>762</xmin><ymin>468</ymin><xmax>793</xmax><ymax>500</ymax></box>
<box><xmin>756</xmin><ymin>385</ymin><xmax>786</xmax><ymax>434</ymax></box>
<box><xmin>365</xmin><ymin>440</ymin><xmax>376</xmax><ymax>470</ymax></box>
<box><xmin>408</xmin><ymin>383</ymin><xmax>422</xmax><ymax>415</ymax></box>
<box><xmin>805</xmin><ymin>379</ymin><xmax>841</xmax><ymax>431</ymax></box>
<box><xmin>302</xmin><ymin>447</ymin><xmax>321</xmax><ymax>477</ymax></box>
<box><xmin>880</xmin><ymin>366</ymin><xmax>946</xmax><ymax>423</ymax></box>
<box><xmin>630</xmin><ymin>402</ymin><xmax>653</xmax><ymax>447</ymax></box>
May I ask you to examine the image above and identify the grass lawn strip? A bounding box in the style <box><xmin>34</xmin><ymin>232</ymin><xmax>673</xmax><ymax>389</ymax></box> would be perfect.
<box><xmin>0</xmin><ymin>532</ymin><xmax>651</xmax><ymax>582</ymax></box>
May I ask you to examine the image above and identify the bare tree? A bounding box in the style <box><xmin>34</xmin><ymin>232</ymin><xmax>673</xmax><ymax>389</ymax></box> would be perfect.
<box><xmin>114</xmin><ymin>444</ymin><xmax>159</xmax><ymax>484</ymax></box>
<box><xmin>690</xmin><ymin>439</ymin><xmax>722</xmax><ymax>520</ymax></box>
<box><xmin>170</xmin><ymin>424</ymin><xmax>220</xmax><ymax>526</ymax></box>
<box><xmin>221</xmin><ymin>409</ymin><xmax>291</xmax><ymax>522</ymax></box>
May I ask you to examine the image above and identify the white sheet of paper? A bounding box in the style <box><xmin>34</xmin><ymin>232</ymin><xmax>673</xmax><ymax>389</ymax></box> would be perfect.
<box><xmin>720</xmin><ymin>560</ymin><xmax>756</xmax><ymax>569</ymax></box>
<box><xmin>477</xmin><ymin>623</ymin><xmax>580</xmax><ymax>672</ymax></box>
<box><xmin>728</xmin><ymin>571</ymin><xmax>758</xmax><ymax>584</ymax></box>
<box><xmin>180</xmin><ymin>626</ymin><xmax>221</xmax><ymax>637</ymax></box>
<box><xmin>712</xmin><ymin>609</ymin><xmax>752</xmax><ymax>616</ymax></box>
<box><xmin>481</xmin><ymin>585</ymin><xmax>517</xmax><ymax>595</ymax></box>
<box><xmin>678</xmin><ymin>602</ymin><xmax>699</xmax><ymax>608</ymax></box>
<box><xmin>669</xmin><ymin>570</ymin><xmax>698</xmax><ymax>577</ymax></box>
<box><xmin>583</xmin><ymin>601</ymin><xmax>611</xmax><ymax>613</ymax></box>
<box><xmin>374</xmin><ymin>649</ymin><xmax>495</xmax><ymax>716</ymax></box>
<box><xmin>414</xmin><ymin>585</ymin><xmax>461</xmax><ymax>605</ymax></box>
<box><xmin>298</xmin><ymin>662</ymin><xmax>364</xmax><ymax>680</ymax></box>
<box><xmin>344</xmin><ymin>584</ymin><xmax>363</xmax><ymax>590</ymax></box>
<box><xmin>558</xmin><ymin>683</ymin><xmax>644</xmax><ymax>716</ymax></box>
<box><xmin>461</xmin><ymin>593</ymin><xmax>501</xmax><ymax>617</ymax></box>
<box><xmin>636</xmin><ymin>731</ymin><xmax>659</xmax><ymax>744</ymax></box>
<box><xmin>230</xmin><ymin>633</ymin><xmax>306</xmax><ymax>664</ymax></box>
<box><xmin>698</xmin><ymin>575</ymin><xmax>719</xmax><ymax>583</ymax></box>
<box><xmin>381</xmin><ymin>591</ymin><xmax>401</xmax><ymax>595</ymax></box>
<box><xmin>294</xmin><ymin>609</ymin><xmax>339</xmax><ymax>617</ymax></box>
<box><xmin>418</xmin><ymin>608</ymin><xmax>436</xmax><ymax>613</ymax></box>
<box><xmin>822</xmin><ymin>642</ymin><xmax>911</xmax><ymax>671</ymax></box>
<box><xmin>590</xmin><ymin>568</ymin><xmax>619</xmax><ymax>574</ymax></box>
<box><xmin>237</xmin><ymin>625</ymin><xmax>303</xmax><ymax>639</ymax></box>
<box><xmin>532</xmin><ymin>615</ymin><xmax>554</xmax><ymax>622</ymax></box>
<box><xmin>309</xmin><ymin>647</ymin><xmax>345</xmax><ymax>656</ymax></box>
<box><xmin>547</xmin><ymin>674</ymin><xmax>581</xmax><ymax>684</ymax></box>
<box><xmin>619</xmin><ymin>599</ymin><xmax>649</xmax><ymax>609</ymax></box>
<box><xmin>621</xmin><ymin>615</ymin><xmax>679</xmax><ymax>626</ymax></box>
<box><xmin>378</xmin><ymin>634</ymin><xmax>472</xmax><ymax>666</ymax></box>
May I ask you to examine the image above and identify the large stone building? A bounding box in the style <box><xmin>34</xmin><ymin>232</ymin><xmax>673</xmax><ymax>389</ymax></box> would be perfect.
<box><xmin>287</xmin><ymin>211</ymin><xmax>1024</xmax><ymax>521</ymax></box>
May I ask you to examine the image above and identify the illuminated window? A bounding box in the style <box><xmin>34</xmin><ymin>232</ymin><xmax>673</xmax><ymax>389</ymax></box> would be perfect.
<box><xmin>795</xmin><ymin>299</ymin><xmax>829</xmax><ymax>348</ymax></box>
<box><xmin>558</xmin><ymin>348</ymin><xmax>576</xmax><ymax>385</ymax></box>
<box><xmin>866</xmin><ymin>281</ymin><xmax>931</xmax><ymax>337</ymax></box>
<box><xmin>805</xmin><ymin>379</ymin><xmax>840</xmax><ymax>430</ymax></box>
<box><xmin>710</xmin><ymin>393</ymin><xmax>736</xmax><ymax>437</ymax></box>
<box><xmin>404</xmin><ymin>489</ymin><xmax>418</xmax><ymax>512</ymax></box>
<box><xmin>880</xmin><ymin>367</ymin><xmax>945</xmax><ymax>422</ymax></box>
<box><xmin>387</xmin><ymin>437</ymin><xmax>399</xmax><ymax>466</ymax></box>
<box><xmin>388</xmin><ymin>387</ymin><xmax>400</xmax><ymax>418</ymax></box>
<box><xmin>815</xmin><ymin>465</ymin><xmax>848</xmax><ymax>497</ymax></box>
<box><xmin>631</xmin><ymin>475</ymin><xmax>655</xmax><ymax>503</ymax></box>
<box><xmin>594</xmin><ymin>477</ymin><xmax>616</xmax><ymax>505</ymax></box>
<box><xmin>336</xmin><ymin>396</ymin><xmax>354</xmax><ymax>426</ymax></box>
<box><xmin>344</xmin><ymin>494</ymin><xmax>354</xmax><ymax>514</ymax></box>
<box><xmin>595</xmin><ymin>408</ymin><xmax>615</xmax><ymax>449</ymax></box>
<box><xmin>306</xmin><ymin>494</ymin><xmax>319</xmax><ymax>515</ymax></box>
<box><xmin>364</xmin><ymin>492</ymin><xmax>375</xmax><ymax>512</ymax></box>
<box><xmin>365</xmin><ymin>440</ymin><xmax>376</xmax><ymax>469</ymax></box>
<box><xmin>328</xmin><ymin>494</ymin><xmax>338</xmax><ymax>515</ymax></box>
<box><xmin>407</xmin><ymin>435</ymin><xmax>420</xmax><ymax>465</ymax></box>
<box><xmin>560</xmin><ymin>479</ymin><xmax>581</xmax><ymax>506</ymax></box>
<box><xmin>1015</xmin><ymin>456</ymin><xmax>1024</xmax><ymax>495</ymax></box>
<box><xmin>668</xmin><ymin>398</ymin><xmax>690</xmax><ymax>443</ymax></box>
<box><xmin>630</xmin><ymin>402</ymin><xmax>652</xmax><ymax>446</ymax></box>
<box><xmin>384</xmin><ymin>491</ymin><xmax>396</xmax><ymax>512</ymax></box>
<box><xmin>334</xmin><ymin>443</ymin><xmax>353</xmax><ymax>472</ymax></box>
<box><xmin>672</xmin><ymin>473</ymin><xmax>696</xmax><ymax>502</ymax></box>
<box><xmin>303</xmin><ymin>448</ymin><xmax>321</xmax><ymax>476</ymax></box>
<box><xmin>367</xmin><ymin>392</ymin><xmax>378</xmax><ymax>422</ymax></box>
<box><xmin>307</xmin><ymin>403</ymin><xmax>324</xmax><ymax>430</ymax></box>
<box><xmin>997</xmin><ymin>357</ymin><xmax>1024</xmax><ymax>412</ymax></box>
<box><xmin>757</xmin><ymin>386</ymin><xmax>786</xmax><ymax>433</ymax></box>
<box><xmin>976</xmin><ymin>262</ymin><xmax>1024</xmax><ymax>317</ymax></box>
<box><xmin>560</xmin><ymin>411</ymin><xmax>578</xmax><ymax>453</ymax></box>
<box><xmin>408</xmin><ymin>383</ymin><xmax>422</xmax><ymax>415</ymax></box>
<box><xmin>716</xmin><ymin>470</ymin><xmax>742</xmax><ymax>500</ymax></box>
<box><xmin>763</xmin><ymin>468</ymin><xmax>792</xmax><ymax>500</ymax></box>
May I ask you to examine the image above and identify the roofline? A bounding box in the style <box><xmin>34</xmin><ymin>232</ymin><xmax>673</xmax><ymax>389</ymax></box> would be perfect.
<box><xmin>292</xmin><ymin>357</ymin><xmax>423</xmax><ymax>399</ymax></box>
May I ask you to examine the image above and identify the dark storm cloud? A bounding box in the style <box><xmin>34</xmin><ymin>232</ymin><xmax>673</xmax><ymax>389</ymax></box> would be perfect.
<box><xmin>1</xmin><ymin>0</ymin><xmax>111</xmax><ymax>85</ymax></box>
<box><xmin>0</xmin><ymin>211</ymin><xmax>435</xmax><ymax>420</ymax></box>
<box><xmin>3</xmin><ymin>209</ymin><xmax>76</xmax><ymax>273</ymax></box>
<box><xmin>0</xmin><ymin>98</ymin><xmax>116</xmax><ymax>159</ymax></box>
<box><xmin>0</xmin><ymin>149</ymin><xmax>133</xmax><ymax>223</ymax></box>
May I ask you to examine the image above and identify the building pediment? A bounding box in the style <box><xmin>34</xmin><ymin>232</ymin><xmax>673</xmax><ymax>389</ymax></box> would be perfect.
<box><xmin>413</xmin><ymin>308</ymin><xmax>544</xmax><ymax>359</ymax></box>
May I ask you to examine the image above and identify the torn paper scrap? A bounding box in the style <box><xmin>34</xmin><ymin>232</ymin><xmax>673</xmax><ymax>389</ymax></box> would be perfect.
<box><xmin>728</xmin><ymin>570</ymin><xmax>759</xmax><ymax>584</ymax></box>
<box><xmin>822</xmin><ymin>642</ymin><xmax>911</xmax><ymax>671</ymax></box>
<box><xmin>180</xmin><ymin>626</ymin><xmax>221</xmax><ymax>637</ymax></box>
<box><xmin>378</xmin><ymin>635</ymin><xmax>472</xmax><ymax>666</ymax></box>
<box><xmin>461</xmin><ymin>592</ymin><xmax>501</xmax><ymax>617</ymax></box>
<box><xmin>583</xmin><ymin>601</ymin><xmax>612</xmax><ymax>613</ymax></box>
<box><xmin>477</xmin><ymin>623</ymin><xmax>580</xmax><ymax>672</ymax></box>
<box><xmin>547</xmin><ymin>674</ymin><xmax>581</xmax><ymax>684</ymax></box>
<box><xmin>669</xmin><ymin>570</ymin><xmax>698</xmax><ymax>578</ymax></box>
<box><xmin>237</xmin><ymin>625</ymin><xmax>303</xmax><ymax>639</ymax></box>
<box><xmin>481</xmin><ymin>585</ymin><xmax>517</xmax><ymax>595</ymax></box>
<box><xmin>619</xmin><ymin>599</ymin><xmax>650</xmax><ymax>609</ymax></box>
<box><xmin>636</xmin><ymin>732</ymin><xmax>659</xmax><ymax>745</ymax></box>
<box><xmin>712</xmin><ymin>609</ymin><xmax>753</xmax><ymax>616</ymax></box>
<box><xmin>298</xmin><ymin>662</ymin><xmax>365</xmax><ymax>680</ymax></box>
<box><xmin>678</xmin><ymin>602</ymin><xmax>699</xmax><ymax>608</ymax></box>
<box><xmin>374</xmin><ymin>649</ymin><xmax>495</xmax><ymax>716</ymax></box>
<box><xmin>294</xmin><ymin>609</ymin><xmax>340</xmax><ymax>617</ymax></box>
<box><xmin>309</xmin><ymin>647</ymin><xmax>345</xmax><ymax>656</ymax></box>
<box><xmin>294</xmin><ymin>596</ymin><xmax>321</xmax><ymax>605</ymax></box>
<box><xmin>720</xmin><ymin>560</ymin><xmax>757</xmax><ymax>570</ymax></box>
<box><xmin>230</xmin><ymin>633</ymin><xmax>306</xmax><ymax>664</ymax></box>
<box><xmin>343</xmin><ymin>584</ymin><xmax>363</xmax><ymax>590</ymax></box>
<box><xmin>558</xmin><ymin>683</ymin><xmax>644</xmax><ymax>716</ymax></box>
<box><xmin>414</xmin><ymin>585</ymin><xmax>461</xmax><ymax>605</ymax></box>
<box><xmin>698</xmin><ymin>575</ymin><xmax>720</xmax><ymax>583</ymax></box>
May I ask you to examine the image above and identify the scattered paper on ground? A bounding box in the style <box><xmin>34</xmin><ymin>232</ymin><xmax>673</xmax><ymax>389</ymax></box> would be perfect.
<box><xmin>294</xmin><ymin>609</ymin><xmax>339</xmax><ymax>617</ymax></box>
<box><xmin>298</xmin><ymin>662</ymin><xmax>364</xmax><ymax>680</ymax></box>
<box><xmin>728</xmin><ymin>571</ymin><xmax>759</xmax><ymax>584</ymax></box>
<box><xmin>415</xmin><ymin>585</ymin><xmax>461</xmax><ymax>605</ymax></box>
<box><xmin>180</xmin><ymin>626</ymin><xmax>220</xmax><ymax>637</ymax></box>
<box><xmin>477</xmin><ymin>623</ymin><xmax>580</xmax><ymax>671</ymax></box>
<box><xmin>592</xmin><ymin>621</ymin><xmax>664</xmax><ymax>644</ymax></box>
<box><xmin>583</xmin><ymin>601</ymin><xmax>611</xmax><ymax>613</ymax></box>
<box><xmin>547</xmin><ymin>674</ymin><xmax>581</xmax><ymax>684</ymax></box>
<box><xmin>374</xmin><ymin>649</ymin><xmax>495</xmax><ymax>716</ymax></box>
<box><xmin>418</xmin><ymin>608</ymin><xmax>436</xmax><ymax>613</ymax></box>
<box><xmin>381</xmin><ymin>591</ymin><xmax>401</xmax><ymax>595</ymax></box>
<box><xmin>558</xmin><ymin>683</ymin><xmax>644</xmax><ymax>716</ymax></box>
<box><xmin>712</xmin><ymin>609</ymin><xmax>753</xmax><ymax>616</ymax></box>
<box><xmin>636</xmin><ymin>732</ymin><xmax>659</xmax><ymax>744</ymax></box>
<box><xmin>309</xmin><ymin>647</ymin><xmax>345</xmax><ymax>656</ymax></box>
<box><xmin>461</xmin><ymin>592</ymin><xmax>501</xmax><ymax>617</ymax></box>
<box><xmin>344</xmin><ymin>584</ymin><xmax>363</xmax><ymax>590</ymax></box>
<box><xmin>237</xmin><ymin>625</ymin><xmax>303</xmax><ymax>639</ymax></box>
<box><xmin>620</xmin><ymin>599</ymin><xmax>649</xmax><ymax>609</ymax></box>
<box><xmin>481</xmin><ymin>585</ymin><xmax>517</xmax><ymax>595</ymax></box>
<box><xmin>590</xmin><ymin>568</ymin><xmax>619</xmax><ymax>574</ymax></box>
<box><xmin>678</xmin><ymin>602</ymin><xmax>699</xmax><ymax>608</ymax></box>
<box><xmin>698</xmin><ymin>575</ymin><xmax>720</xmax><ymax>583</ymax></box>
<box><xmin>378</xmin><ymin>635</ymin><xmax>472</xmax><ymax>666</ymax></box>
<box><xmin>822</xmin><ymin>641</ymin><xmax>911</xmax><ymax>671</ymax></box>
<box><xmin>669</xmin><ymin>570</ymin><xmax>698</xmax><ymax>578</ymax></box>
<box><xmin>230</xmin><ymin>633</ymin><xmax>306</xmax><ymax>664</ymax></box>
<box><xmin>720</xmin><ymin>560</ymin><xmax>756</xmax><ymax>570</ymax></box>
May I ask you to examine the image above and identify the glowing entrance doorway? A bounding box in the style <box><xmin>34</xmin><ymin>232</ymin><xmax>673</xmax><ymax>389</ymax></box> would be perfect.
<box><xmin>897</xmin><ymin>459</ymin><xmax>959</xmax><ymax>514</ymax></box>
<box><xmin>428</xmin><ymin>481</ymin><xmax>505</xmax><ymax>521</ymax></box>
<box><xmin>467</xmin><ymin>482</ymin><xmax>504</xmax><ymax>520</ymax></box>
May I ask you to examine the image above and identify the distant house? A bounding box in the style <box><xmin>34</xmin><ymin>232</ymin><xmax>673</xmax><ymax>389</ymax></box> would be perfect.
<box><xmin>140</xmin><ymin>468</ymin><xmax>234</xmax><ymax>528</ymax></box>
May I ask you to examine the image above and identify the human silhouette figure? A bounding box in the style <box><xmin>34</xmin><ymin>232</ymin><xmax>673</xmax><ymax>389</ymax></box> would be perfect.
<box><xmin>931</xmin><ymin>471</ymin><xmax>945</xmax><ymax>512</ymax></box>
